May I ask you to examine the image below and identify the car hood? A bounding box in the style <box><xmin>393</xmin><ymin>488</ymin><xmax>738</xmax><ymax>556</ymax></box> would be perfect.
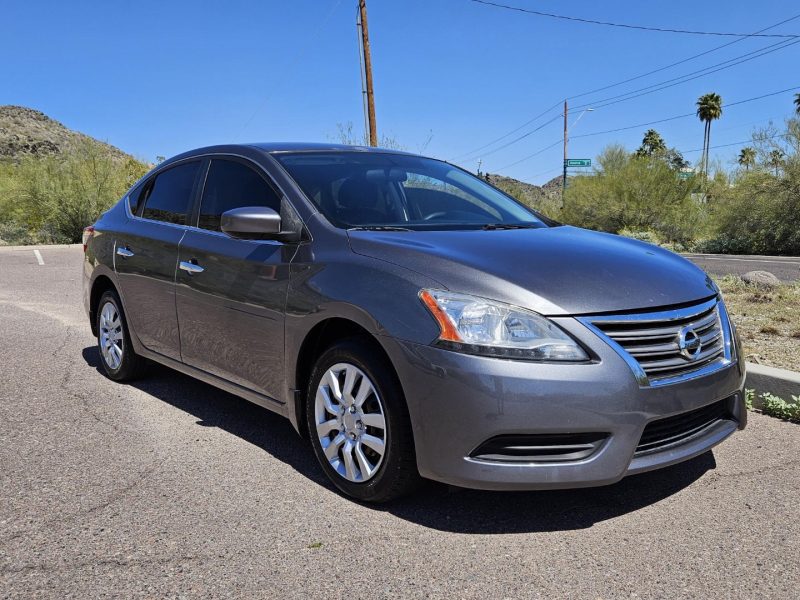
<box><xmin>347</xmin><ymin>226</ymin><xmax>716</xmax><ymax>316</ymax></box>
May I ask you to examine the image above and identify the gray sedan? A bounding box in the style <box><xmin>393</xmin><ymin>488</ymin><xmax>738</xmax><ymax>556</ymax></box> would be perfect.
<box><xmin>82</xmin><ymin>143</ymin><xmax>746</xmax><ymax>502</ymax></box>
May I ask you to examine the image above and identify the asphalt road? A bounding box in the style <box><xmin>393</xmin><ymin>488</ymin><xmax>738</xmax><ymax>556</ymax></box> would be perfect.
<box><xmin>684</xmin><ymin>253</ymin><xmax>800</xmax><ymax>283</ymax></box>
<box><xmin>1</xmin><ymin>246</ymin><xmax>799</xmax><ymax>598</ymax></box>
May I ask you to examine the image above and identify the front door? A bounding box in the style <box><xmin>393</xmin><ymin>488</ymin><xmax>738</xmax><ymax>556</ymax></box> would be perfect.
<box><xmin>175</xmin><ymin>157</ymin><xmax>294</xmax><ymax>401</ymax></box>
<box><xmin>114</xmin><ymin>160</ymin><xmax>202</xmax><ymax>361</ymax></box>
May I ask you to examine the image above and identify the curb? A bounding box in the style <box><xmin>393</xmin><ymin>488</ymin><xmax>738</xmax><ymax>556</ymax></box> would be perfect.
<box><xmin>0</xmin><ymin>243</ymin><xmax>82</xmax><ymax>253</ymax></box>
<box><xmin>745</xmin><ymin>363</ymin><xmax>800</xmax><ymax>408</ymax></box>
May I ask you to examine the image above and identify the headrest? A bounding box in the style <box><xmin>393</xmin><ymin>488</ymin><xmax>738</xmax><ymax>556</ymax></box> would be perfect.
<box><xmin>337</xmin><ymin>176</ymin><xmax>380</xmax><ymax>210</ymax></box>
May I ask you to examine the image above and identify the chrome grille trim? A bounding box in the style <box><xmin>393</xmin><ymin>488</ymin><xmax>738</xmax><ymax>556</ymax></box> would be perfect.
<box><xmin>577</xmin><ymin>297</ymin><xmax>734</xmax><ymax>387</ymax></box>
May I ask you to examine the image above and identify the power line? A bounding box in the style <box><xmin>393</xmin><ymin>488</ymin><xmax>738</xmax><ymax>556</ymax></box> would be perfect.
<box><xmin>504</xmin><ymin>87</ymin><xmax>799</xmax><ymax>182</ymax></box>
<box><xmin>448</xmin><ymin>101</ymin><xmax>561</xmax><ymax>162</ymax></box>
<box><xmin>571</xmin><ymin>85</ymin><xmax>800</xmax><ymax>140</ymax></box>
<box><xmin>452</xmin><ymin>114</ymin><xmax>562</xmax><ymax>164</ymax></box>
<box><xmin>572</xmin><ymin>38</ymin><xmax>800</xmax><ymax>111</ymax></box>
<box><xmin>567</xmin><ymin>14</ymin><xmax>800</xmax><ymax>101</ymax></box>
<box><xmin>232</xmin><ymin>0</ymin><xmax>343</xmax><ymax>142</ymax></box>
<box><xmin>469</xmin><ymin>1</ymin><xmax>800</xmax><ymax>38</ymax></box>
<box><xmin>450</xmin><ymin>13</ymin><xmax>800</xmax><ymax>160</ymax></box>
<box><xmin>493</xmin><ymin>139</ymin><xmax>562</xmax><ymax>171</ymax></box>
<box><xmin>680</xmin><ymin>134</ymin><xmax>786</xmax><ymax>154</ymax></box>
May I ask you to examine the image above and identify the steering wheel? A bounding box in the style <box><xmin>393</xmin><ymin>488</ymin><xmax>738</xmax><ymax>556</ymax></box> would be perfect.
<box><xmin>423</xmin><ymin>211</ymin><xmax>447</xmax><ymax>221</ymax></box>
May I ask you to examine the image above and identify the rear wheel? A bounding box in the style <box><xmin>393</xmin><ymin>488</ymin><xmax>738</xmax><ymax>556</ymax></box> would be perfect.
<box><xmin>306</xmin><ymin>337</ymin><xmax>421</xmax><ymax>502</ymax></box>
<box><xmin>96</xmin><ymin>289</ymin><xmax>147</xmax><ymax>381</ymax></box>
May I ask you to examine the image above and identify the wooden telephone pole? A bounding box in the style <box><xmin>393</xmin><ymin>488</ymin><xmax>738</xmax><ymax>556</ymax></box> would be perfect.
<box><xmin>358</xmin><ymin>0</ymin><xmax>378</xmax><ymax>146</ymax></box>
<box><xmin>562</xmin><ymin>99</ymin><xmax>568</xmax><ymax>192</ymax></box>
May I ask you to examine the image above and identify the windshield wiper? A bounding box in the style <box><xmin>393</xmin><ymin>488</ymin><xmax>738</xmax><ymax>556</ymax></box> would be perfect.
<box><xmin>482</xmin><ymin>223</ymin><xmax>539</xmax><ymax>230</ymax></box>
<box><xmin>349</xmin><ymin>226</ymin><xmax>414</xmax><ymax>232</ymax></box>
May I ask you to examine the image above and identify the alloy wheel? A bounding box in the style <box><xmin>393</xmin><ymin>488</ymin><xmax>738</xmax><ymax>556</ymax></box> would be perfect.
<box><xmin>99</xmin><ymin>301</ymin><xmax>123</xmax><ymax>370</ymax></box>
<box><xmin>314</xmin><ymin>362</ymin><xmax>387</xmax><ymax>483</ymax></box>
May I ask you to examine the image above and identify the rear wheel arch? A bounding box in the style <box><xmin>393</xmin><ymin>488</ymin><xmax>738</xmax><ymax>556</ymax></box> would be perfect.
<box><xmin>89</xmin><ymin>275</ymin><xmax>118</xmax><ymax>337</ymax></box>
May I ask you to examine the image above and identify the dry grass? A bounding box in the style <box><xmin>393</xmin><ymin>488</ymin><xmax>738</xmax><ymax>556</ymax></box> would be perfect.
<box><xmin>716</xmin><ymin>275</ymin><xmax>800</xmax><ymax>371</ymax></box>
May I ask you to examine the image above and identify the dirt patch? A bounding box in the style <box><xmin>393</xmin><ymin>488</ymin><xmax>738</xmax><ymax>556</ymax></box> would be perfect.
<box><xmin>716</xmin><ymin>275</ymin><xmax>800</xmax><ymax>371</ymax></box>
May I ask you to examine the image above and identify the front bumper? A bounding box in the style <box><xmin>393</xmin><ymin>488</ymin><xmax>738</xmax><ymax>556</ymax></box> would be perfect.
<box><xmin>383</xmin><ymin>317</ymin><xmax>746</xmax><ymax>491</ymax></box>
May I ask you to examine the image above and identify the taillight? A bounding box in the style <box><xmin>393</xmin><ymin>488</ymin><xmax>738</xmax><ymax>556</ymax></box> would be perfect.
<box><xmin>82</xmin><ymin>226</ymin><xmax>94</xmax><ymax>252</ymax></box>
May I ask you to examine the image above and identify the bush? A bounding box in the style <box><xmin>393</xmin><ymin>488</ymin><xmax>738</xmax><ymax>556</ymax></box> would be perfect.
<box><xmin>0</xmin><ymin>140</ymin><xmax>149</xmax><ymax>243</ymax></box>
<box><xmin>561</xmin><ymin>144</ymin><xmax>705</xmax><ymax>244</ymax></box>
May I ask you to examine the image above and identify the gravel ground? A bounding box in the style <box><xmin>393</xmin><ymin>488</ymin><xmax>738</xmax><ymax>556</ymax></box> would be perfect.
<box><xmin>714</xmin><ymin>275</ymin><xmax>800</xmax><ymax>371</ymax></box>
<box><xmin>1</xmin><ymin>246</ymin><xmax>799</xmax><ymax>599</ymax></box>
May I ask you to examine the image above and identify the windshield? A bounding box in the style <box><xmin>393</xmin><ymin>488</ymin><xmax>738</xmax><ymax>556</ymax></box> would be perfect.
<box><xmin>274</xmin><ymin>152</ymin><xmax>548</xmax><ymax>231</ymax></box>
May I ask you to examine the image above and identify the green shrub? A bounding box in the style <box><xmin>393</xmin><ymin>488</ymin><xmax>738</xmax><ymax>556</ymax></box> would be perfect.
<box><xmin>0</xmin><ymin>140</ymin><xmax>149</xmax><ymax>243</ymax></box>
<box><xmin>561</xmin><ymin>144</ymin><xmax>705</xmax><ymax>245</ymax></box>
<box><xmin>760</xmin><ymin>392</ymin><xmax>800</xmax><ymax>422</ymax></box>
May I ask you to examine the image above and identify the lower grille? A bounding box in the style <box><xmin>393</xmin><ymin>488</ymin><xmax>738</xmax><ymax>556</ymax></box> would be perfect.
<box><xmin>470</xmin><ymin>433</ymin><xmax>607</xmax><ymax>463</ymax></box>
<box><xmin>635</xmin><ymin>400</ymin><xmax>729</xmax><ymax>455</ymax></box>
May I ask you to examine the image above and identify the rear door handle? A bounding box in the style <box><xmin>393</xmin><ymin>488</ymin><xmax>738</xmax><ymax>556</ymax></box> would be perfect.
<box><xmin>179</xmin><ymin>261</ymin><xmax>204</xmax><ymax>274</ymax></box>
<box><xmin>116</xmin><ymin>247</ymin><xmax>134</xmax><ymax>258</ymax></box>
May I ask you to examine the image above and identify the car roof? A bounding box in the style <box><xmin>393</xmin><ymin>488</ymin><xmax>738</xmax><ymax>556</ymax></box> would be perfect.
<box><xmin>247</xmin><ymin>142</ymin><xmax>418</xmax><ymax>156</ymax></box>
<box><xmin>158</xmin><ymin>142</ymin><xmax>429</xmax><ymax>171</ymax></box>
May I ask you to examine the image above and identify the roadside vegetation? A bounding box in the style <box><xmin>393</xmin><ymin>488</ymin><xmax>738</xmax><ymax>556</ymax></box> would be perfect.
<box><xmin>492</xmin><ymin>93</ymin><xmax>800</xmax><ymax>258</ymax></box>
<box><xmin>0</xmin><ymin>139</ymin><xmax>149</xmax><ymax>244</ymax></box>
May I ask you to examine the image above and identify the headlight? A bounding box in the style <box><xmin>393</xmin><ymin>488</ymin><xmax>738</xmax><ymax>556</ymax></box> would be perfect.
<box><xmin>419</xmin><ymin>290</ymin><xmax>588</xmax><ymax>361</ymax></box>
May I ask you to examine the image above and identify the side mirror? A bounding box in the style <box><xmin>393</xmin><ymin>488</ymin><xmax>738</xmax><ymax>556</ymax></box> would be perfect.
<box><xmin>220</xmin><ymin>207</ymin><xmax>281</xmax><ymax>240</ymax></box>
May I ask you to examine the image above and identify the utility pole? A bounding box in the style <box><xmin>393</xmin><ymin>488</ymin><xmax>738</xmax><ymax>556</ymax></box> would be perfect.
<box><xmin>562</xmin><ymin>99</ymin><xmax>568</xmax><ymax>192</ymax></box>
<box><xmin>358</xmin><ymin>0</ymin><xmax>378</xmax><ymax>147</ymax></box>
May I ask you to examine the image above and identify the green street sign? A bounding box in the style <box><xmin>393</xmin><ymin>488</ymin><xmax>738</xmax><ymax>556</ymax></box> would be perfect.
<box><xmin>565</xmin><ymin>159</ymin><xmax>591</xmax><ymax>167</ymax></box>
<box><xmin>677</xmin><ymin>171</ymin><xmax>694</xmax><ymax>179</ymax></box>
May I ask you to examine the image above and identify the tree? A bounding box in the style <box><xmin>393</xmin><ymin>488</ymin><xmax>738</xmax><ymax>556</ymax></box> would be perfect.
<box><xmin>696</xmin><ymin>92</ymin><xmax>723</xmax><ymax>182</ymax></box>
<box><xmin>794</xmin><ymin>93</ymin><xmax>800</xmax><ymax>116</ymax></box>
<box><xmin>738</xmin><ymin>147</ymin><xmax>756</xmax><ymax>171</ymax></box>
<box><xmin>634</xmin><ymin>129</ymin><xmax>667</xmax><ymax>156</ymax></box>
<box><xmin>767</xmin><ymin>149</ymin><xmax>785</xmax><ymax>177</ymax></box>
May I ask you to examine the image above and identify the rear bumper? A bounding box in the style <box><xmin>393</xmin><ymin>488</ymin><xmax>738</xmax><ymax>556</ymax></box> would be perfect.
<box><xmin>382</xmin><ymin>317</ymin><xmax>746</xmax><ymax>491</ymax></box>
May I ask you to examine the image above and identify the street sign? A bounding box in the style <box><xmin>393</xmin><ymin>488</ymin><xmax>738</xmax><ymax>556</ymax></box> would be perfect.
<box><xmin>565</xmin><ymin>159</ymin><xmax>591</xmax><ymax>167</ymax></box>
<box><xmin>677</xmin><ymin>171</ymin><xmax>694</xmax><ymax>179</ymax></box>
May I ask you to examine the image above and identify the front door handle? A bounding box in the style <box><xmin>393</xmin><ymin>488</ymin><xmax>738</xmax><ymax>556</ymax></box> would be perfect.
<box><xmin>116</xmin><ymin>247</ymin><xmax>134</xmax><ymax>258</ymax></box>
<box><xmin>179</xmin><ymin>261</ymin><xmax>204</xmax><ymax>275</ymax></box>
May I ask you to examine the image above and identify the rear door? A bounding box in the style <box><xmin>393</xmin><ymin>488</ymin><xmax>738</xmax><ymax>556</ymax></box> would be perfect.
<box><xmin>115</xmin><ymin>160</ymin><xmax>203</xmax><ymax>361</ymax></box>
<box><xmin>175</xmin><ymin>157</ymin><xmax>294</xmax><ymax>401</ymax></box>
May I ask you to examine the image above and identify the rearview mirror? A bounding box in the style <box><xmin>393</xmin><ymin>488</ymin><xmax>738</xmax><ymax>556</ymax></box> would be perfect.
<box><xmin>221</xmin><ymin>206</ymin><xmax>281</xmax><ymax>240</ymax></box>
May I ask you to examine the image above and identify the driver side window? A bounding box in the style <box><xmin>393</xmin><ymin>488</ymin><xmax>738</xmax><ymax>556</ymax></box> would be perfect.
<box><xmin>198</xmin><ymin>159</ymin><xmax>282</xmax><ymax>232</ymax></box>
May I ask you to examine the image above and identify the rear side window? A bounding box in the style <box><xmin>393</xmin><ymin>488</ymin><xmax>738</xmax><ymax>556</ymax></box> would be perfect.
<box><xmin>198</xmin><ymin>159</ymin><xmax>282</xmax><ymax>232</ymax></box>
<box><xmin>141</xmin><ymin>161</ymin><xmax>201</xmax><ymax>225</ymax></box>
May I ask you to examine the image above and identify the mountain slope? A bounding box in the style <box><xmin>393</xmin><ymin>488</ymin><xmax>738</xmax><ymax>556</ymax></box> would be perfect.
<box><xmin>0</xmin><ymin>106</ymin><xmax>129</xmax><ymax>161</ymax></box>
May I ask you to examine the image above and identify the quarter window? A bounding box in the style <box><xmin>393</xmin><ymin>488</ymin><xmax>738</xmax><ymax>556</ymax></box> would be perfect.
<box><xmin>198</xmin><ymin>159</ymin><xmax>282</xmax><ymax>232</ymax></box>
<box><xmin>140</xmin><ymin>161</ymin><xmax>201</xmax><ymax>225</ymax></box>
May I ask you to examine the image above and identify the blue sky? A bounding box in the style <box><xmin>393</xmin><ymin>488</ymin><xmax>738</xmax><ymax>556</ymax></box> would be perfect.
<box><xmin>2</xmin><ymin>0</ymin><xmax>798</xmax><ymax>184</ymax></box>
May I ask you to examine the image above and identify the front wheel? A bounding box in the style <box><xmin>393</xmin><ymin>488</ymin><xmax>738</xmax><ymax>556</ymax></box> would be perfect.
<box><xmin>306</xmin><ymin>337</ymin><xmax>421</xmax><ymax>502</ymax></box>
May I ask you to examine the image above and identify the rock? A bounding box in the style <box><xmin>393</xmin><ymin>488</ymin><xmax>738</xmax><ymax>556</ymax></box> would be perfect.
<box><xmin>741</xmin><ymin>270</ymin><xmax>780</xmax><ymax>287</ymax></box>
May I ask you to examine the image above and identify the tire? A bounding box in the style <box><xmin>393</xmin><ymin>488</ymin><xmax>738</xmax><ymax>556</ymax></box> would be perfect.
<box><xmin>96</xmin><ymin>289</ymin><xmax>148</xmax><ymax>382</ymax></box>
<box><xmin>306</xmin><ymin>336</ymin><xmax>421</xmax><ymax>503</ymax></box>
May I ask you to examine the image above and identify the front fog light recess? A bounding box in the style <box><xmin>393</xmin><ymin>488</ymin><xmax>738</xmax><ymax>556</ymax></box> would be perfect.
<box><xmin>420</xmin><ymin>290</ymin><xmax>588</xmax><ymax>361</ymax></box>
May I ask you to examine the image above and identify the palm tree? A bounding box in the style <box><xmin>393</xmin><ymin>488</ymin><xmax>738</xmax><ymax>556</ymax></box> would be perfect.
<box><xmin>738</xmin><ymin>147</ymin><xmax>756</xmax><ymax>171</ymax></box>
<box><xmin>794</xmin><ymin>93</ymin><xmax>800</xmax><ymax>116</ymax></box>
<box><xmin>768</xmin><ymin>149</ymin><xmax>785</xmax><ymax>177</ymax></box>
<box><xmin>634</xmin><ymin>129</ymin><xmax>667</xmax><ymax>157</ymax></box>
<box><xmin>696</xmin><ymin>92</ymin><xmax>724</xmax><ymax>182</ymax></box>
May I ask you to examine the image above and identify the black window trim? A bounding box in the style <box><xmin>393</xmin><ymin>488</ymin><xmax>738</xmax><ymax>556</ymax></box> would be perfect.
<box><xmin>190</xmin><ymin>155</ymin><xmax>284</xmax><ymax>230</ymax></box>
<box><xmin>126</xmin><ymin>152</ymin><xmax>310</xmax><ymax>243</ymax></box>
<box><xmin>125</xmin><ymin>157</ymin><xmax>205</xmax><ymax>231</ymax></box>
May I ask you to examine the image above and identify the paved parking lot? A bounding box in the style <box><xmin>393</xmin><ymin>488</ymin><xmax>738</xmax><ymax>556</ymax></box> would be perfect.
<box><xmin>1</xmin><ymin>246</ymin><xmax>799</xmax><ymax>598</ymax></box>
